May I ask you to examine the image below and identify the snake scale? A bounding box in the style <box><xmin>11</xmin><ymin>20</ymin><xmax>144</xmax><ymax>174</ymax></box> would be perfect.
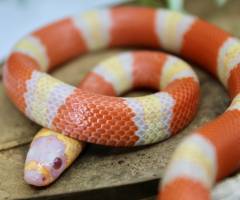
<box><xmin>3</xmin><ymin>6</ymin><xmax>240</xmax><ymax>200</ymax></box>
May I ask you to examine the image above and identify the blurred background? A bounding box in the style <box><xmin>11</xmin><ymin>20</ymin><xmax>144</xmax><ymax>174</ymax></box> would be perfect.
<box><xmin>0</xmin><ymin>0</ymin><xmax>228</xmax><ymax>62</ymax></box>
<box><xmin>0</xmin><ymin>0</ymin><xmax>130</xmax><ymax>62</ymax></box>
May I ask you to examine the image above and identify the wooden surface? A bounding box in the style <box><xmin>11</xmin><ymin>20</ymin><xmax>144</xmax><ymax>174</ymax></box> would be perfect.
<box><xmin>0</xmin><ymin>0</ymin><xmax>240</xmax><ymax>199</ymax></box>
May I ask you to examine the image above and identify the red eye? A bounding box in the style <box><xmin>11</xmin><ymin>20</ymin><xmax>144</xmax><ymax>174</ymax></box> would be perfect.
<box><xmin>53</xmin><ymin>157</ymin><xmax>62</xmax><ymax>169</ymax></box>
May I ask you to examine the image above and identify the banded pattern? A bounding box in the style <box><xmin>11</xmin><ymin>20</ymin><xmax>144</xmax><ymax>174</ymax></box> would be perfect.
<box><xmin>93</xmin><ymin>52</ymin><xmax>133</xmax><ymax>95</ymax></box>
<box><xmin>14</xmin><ymin>36</ymin><xmax>49</xmax><ymax>71</ymax></box>
<box><xmin>228</xmin><ymin>93</ymin><xmax>240</xmax><ymax>111</ymax></box>
<box><xmin>155</xmin><ymin>9</ymin><xmax>196</xmax><ymax>53</ymax></box>
<box><xmin>72</xmin><ymin>9</ymin><xmax>112</xmax><ymax>50</ymax></box>
<box><xmin>48</xmin><ymin>52</ymin><xmax>198</xmax><ymax>146</ymax></box>
<box><xmin>125</xmin><ymin>92</ymin><xmax>175</xmax><ymax>145</ymax></box>
<box><xmin>22</xmin><ymin>50</ymin><xmax>198</xmax><ymax>185</ymax></box>
<box><xmin>24</xmin><ymin>71</ymin><xmax>75</xmax><ymax>128</ymax></box>
<box><xmin>161</xmin><ymin>134</ymin><xmax>217</xmax><ymax>199</ymax></box>
<box><xmin>160</xmin><ymin>55</ymin><xmax>198</xmax><ymax>89</ymax></box>
<box><xmin>217</xmin><ymin>37</ymin><xmax>240</xmax><ymax>87</ymax></box>
<box><xmin>2</xmin><ymin>6</ymin><xmax>240</xmax><ymax>200</ymax></box>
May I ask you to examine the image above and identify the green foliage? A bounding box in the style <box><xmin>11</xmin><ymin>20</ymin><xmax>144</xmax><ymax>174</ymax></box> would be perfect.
<box><xmin>136</xmin><ymin>0</ymin><xmax>161</xmax><ymax>7</ymax></box>
<box><xmin>167</xmin><ymin>0</ymin><xmax>184</xmax><ymax>11</ymax></box>
<box><xmin>135</xmin><ymin>0</ymin><xmax>228</xmax><ymax>10</ymax></box>
<box><xmin>136</xmin><ymin>0</ymin><xmax>184</xmax><ymax>11</ymax></box>
<box><xmin>215</xmin><ymin>0</ymin><xmax>227</xmax><ymax>6</ymax></box>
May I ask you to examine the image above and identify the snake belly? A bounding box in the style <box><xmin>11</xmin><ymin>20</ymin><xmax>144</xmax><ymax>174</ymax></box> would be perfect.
<box><xmin>3</xmin><ymin>6</ymin><xmax>240</xmax><ymax>200</ymax></box>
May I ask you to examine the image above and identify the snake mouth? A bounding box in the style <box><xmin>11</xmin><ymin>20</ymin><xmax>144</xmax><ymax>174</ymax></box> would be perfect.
<box><xmin>24</xmin><ymin>161</ymin><xmax>53</xmax><ymax>186</ymax></box>
<box><xmin>24</xmin><ymin>169</ymin><xmax>49</xmax><ymax>187</ymax></box>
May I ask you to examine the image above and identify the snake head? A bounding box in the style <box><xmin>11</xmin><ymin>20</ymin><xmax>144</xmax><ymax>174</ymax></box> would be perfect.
<box><xmin>24</xmin><ymin>129</ymin><xmax>82</xmax><ymax>186</ymax></box>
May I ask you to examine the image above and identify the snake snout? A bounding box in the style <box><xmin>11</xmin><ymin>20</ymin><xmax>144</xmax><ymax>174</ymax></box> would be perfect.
<box><xmin>24</xmin><ymin>169</ymin><xmax>49</xmax><ymax>187</ymax></box>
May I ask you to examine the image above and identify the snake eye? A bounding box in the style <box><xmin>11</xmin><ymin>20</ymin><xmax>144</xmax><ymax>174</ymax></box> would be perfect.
<box><xmin>53</xmin><ymin>157</ymin><xmax>62</xmax><ymax>170</ymax></box>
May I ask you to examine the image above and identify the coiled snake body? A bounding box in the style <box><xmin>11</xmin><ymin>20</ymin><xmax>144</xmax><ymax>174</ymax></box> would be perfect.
<box><xmin>3</xmin><ymin>6</ymin><xmax>240</xmax><ymax>200</ymax></box>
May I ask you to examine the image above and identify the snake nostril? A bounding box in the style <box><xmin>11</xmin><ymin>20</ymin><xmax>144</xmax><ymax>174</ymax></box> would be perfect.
<box><xmin>42</xmin><ymin>176</ymin><xmax>46</xmax><ymax>182</ymax></box>
<box><xmin>53</xmin><ymin>157</ymin><xmax>62</xmax><ymax>170</ymax></box>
